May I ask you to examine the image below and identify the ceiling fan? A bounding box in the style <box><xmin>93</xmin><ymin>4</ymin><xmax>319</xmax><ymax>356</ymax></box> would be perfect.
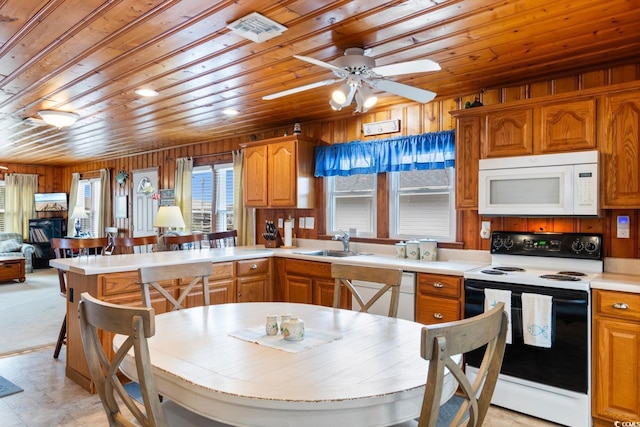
<box><xmin>262</xmin><ymin>48</ymin><xmax>440</xmax><ymax>113</ymax></box>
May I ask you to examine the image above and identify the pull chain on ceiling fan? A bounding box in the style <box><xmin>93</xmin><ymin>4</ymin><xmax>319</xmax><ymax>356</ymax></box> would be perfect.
<box><xmin>263</xmin><ymin>48</ymin><xmax>440</xmax><ymax>113</ymax></box>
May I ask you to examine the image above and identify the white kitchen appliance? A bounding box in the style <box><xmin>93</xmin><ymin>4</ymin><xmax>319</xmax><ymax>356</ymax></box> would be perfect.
<box><xmin>351</xmin><ymin>271</ymin><xmax>416</xmax><ymax>321</ymax></box>
<box><xmin>464</xmin><ymin>231</ymin><xmax>603</xmax><ymax>427</ymax></box>
<box><xmin>478</xmin><ymin>150</ymin><xmax>599</xmax><ymax>216</ymax></box>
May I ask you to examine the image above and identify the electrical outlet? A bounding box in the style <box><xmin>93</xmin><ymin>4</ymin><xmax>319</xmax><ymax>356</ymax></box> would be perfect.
<box><xmin>480</xmin><ymin>221</ymin><xmax>491</xmax><ymax>239</ymax></box>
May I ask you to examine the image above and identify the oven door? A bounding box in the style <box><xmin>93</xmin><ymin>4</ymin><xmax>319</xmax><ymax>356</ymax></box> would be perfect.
<box><xmin>464</xmin><ymin>279</ymin><xmax>589</xmax><ymax>393</ymax></box>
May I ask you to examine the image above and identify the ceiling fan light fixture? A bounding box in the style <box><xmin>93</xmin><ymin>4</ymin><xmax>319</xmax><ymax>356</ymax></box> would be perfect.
<box><xmin>359</xmin><ymin>85</ymin><xmax>378</xmax><ymax>109</ymax></box>
<box><xmin>37</xmin><ymin>110</ymin><xmax>79</xmax><ymax>128</ymax></box>
<box><xmin>329</xmin><ymin>99</ymin><xmax>343</xmax><ymax>111</ymax></box>
<box><xmin>331</xmin><ymin>83</ymin><xmax>350</xmax><ymax>105</ymax></box>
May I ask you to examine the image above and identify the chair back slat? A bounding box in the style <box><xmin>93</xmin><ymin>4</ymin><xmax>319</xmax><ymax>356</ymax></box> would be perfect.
<box><xmin>204</xmin><ymin>230</ymin><xmax>238</xmax><ymax>248</ymax></box>
<box><xmin>163</xmin><ymin>234</ymin><xmax>203</xmax><ymax>250</ymax></box>
<box><xmin>331</xmin><ymin>264</ymin><xmax>403</xmax><ymax>318</ymax></box>
<box><xmin>137</xmin><ymin>261</ymin><xmax>212</xmax><ymax>310</ymax></box>
<box><xmin>112</xmin><ymin>235</ymin><xmax>158</xmax><ymax>254</ymax></box>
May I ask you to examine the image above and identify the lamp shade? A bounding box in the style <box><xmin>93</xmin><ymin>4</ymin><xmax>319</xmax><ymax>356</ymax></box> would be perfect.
<box><xmin>70</xmin><ymin>205</ymin><xmax>88</xmax><ymax>219</ymax></box>
<box><xmin>153</xmin><ymin>206</ymin><xmax>186</xmax><ymax>228</ymax></box>
<box><xmin>37</xmin><ymin>110</ymin><xmax>80</xmax><ymax>128</ymax></box>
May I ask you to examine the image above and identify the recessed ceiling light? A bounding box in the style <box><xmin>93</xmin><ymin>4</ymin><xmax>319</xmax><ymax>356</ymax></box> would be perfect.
<box><xmin>135</xmin><ymin>88</ymin><xmax>159</xmax><ymax>97</ymax></box>
<box><xmin>222</xmin><ymin>109</ymin><xmax>240</xmax><ymax>116</ymax></box>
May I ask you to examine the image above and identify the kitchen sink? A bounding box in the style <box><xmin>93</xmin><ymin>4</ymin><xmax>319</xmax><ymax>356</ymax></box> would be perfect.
<box><xmin>294</xmin><ymin>249</ymin><xmax>370</xmax><ymax>257</ymax></box>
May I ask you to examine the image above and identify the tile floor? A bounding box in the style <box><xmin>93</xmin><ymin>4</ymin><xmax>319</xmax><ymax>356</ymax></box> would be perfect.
<box><xmin>0</xmin><ymin>345</ymin><xmax>560</xmax><ymax>427</ymax></box>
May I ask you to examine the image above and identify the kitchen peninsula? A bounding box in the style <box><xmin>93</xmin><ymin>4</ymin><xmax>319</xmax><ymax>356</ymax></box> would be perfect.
<box><xmin>51</xmin><ymin>245</ymin><xmax>487</xmax><ymax>391</ymax></box>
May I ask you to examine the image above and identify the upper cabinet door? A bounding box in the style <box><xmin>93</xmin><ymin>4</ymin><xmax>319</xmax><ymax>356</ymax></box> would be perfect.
<box><xmin>244</xmin><ymin>145</ymin><xmax>269</xmax><ymax>207</ymax></box>
<box><xmin>455</xmin><ymin>115</ymin><xmax>481</xmax><ymax>209</ymax></box>
<box><xmin>601</xmin><ymin>91</ymin><xmax>640</xmax><ymax>208</ymax></box>
<box><xmin>535</xmin><ymin>99</ymin><xmax>597</xmax><ymax>153</ymax></box>
<box><xmin>483</xmin><ymin>109</ymin><xmax>534</xmax><ymax>158</ymax></box>
<box><xmin>268</xmin><ymin>140</ymin><xmax>297</xmax><ymax>207</ymax></box>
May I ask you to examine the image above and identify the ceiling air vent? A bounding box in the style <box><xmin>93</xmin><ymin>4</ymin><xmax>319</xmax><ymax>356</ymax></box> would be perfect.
<box><xmin>226</xmin><ymin>12</ymin><xmax>287</xmax><ymax>43</ymax></box>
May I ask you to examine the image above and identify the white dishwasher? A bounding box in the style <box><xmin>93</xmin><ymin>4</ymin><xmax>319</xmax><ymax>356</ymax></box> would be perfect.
<box><xmin>351</xmin><ymin>272</ymin><xmax>416</xmax><ymax>321</ymax></box>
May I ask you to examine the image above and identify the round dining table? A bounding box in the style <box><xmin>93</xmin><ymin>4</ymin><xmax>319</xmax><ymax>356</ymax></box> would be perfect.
<box><xmin>114</xmin><ymin>302</ymin><xmax>457</xmax><ymax>427</ymax></box>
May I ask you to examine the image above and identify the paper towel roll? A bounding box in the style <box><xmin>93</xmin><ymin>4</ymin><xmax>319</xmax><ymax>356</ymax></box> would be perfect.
<box><xmin>284</xmin><ymin>219</ymin><xmax>293</xmax><ymax>247</ymax></box>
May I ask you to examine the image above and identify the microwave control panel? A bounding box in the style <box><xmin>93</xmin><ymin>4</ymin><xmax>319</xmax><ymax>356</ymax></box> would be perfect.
<box><xmin>573</xmin><ymin>162</ymin><xmax>598</xmax><ymax>215</ymax></box>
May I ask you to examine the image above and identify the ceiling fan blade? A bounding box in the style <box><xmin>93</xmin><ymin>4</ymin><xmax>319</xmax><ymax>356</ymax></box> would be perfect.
<box><xmin>372</xmin><ymin>59</ymin><xmax>440</xmax><ymax>76</ymax></box>
<box><xmin>369</xmin><ymin>79</ymin><xmax>437</xmax><ymax>103</ymax></box>
<box><xmin>293</xmin><ymin>55</ymin><xmax>345</xmax><ymax>74</ymax></box>
<box><xmin>262</xmin><ymin>79</ymin><xmax>337</xmax><ymax>100</ymax></box>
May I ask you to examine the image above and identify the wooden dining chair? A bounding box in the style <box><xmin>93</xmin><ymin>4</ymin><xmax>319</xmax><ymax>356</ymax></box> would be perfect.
<box><xmin>331</xmin><ymin>263</ymin><xmax>403</xmax><ymax>317</ymax></box>
<box><xmin>138</xmin><ymin>261</ymin><xmax>212</xmax><ymax>310</ymax></box>
<box><xmin>163</xmin><ymin>233</ymin><xmax>203</xmax><ymax>251</ymax></box>
<box><xmin>395</xmin><ymin>302</ymin><xmax>508</xmax><ymax>427</ymax></box>
<box><xmin>50</xmin><ymin>237</ymin><xmax>109</xmax><ymax>359</ymax></box>
<box><xmin>112</xmin><ymin>235</ymin><xmax>158</xmax><ymax>254</ymax></box>
<box><xmin>78</xmin><ymin>292</ymin><xmax>230</xmax><ymax>427</ymax></box>
<box><xmin>204</xmin><ymin>230</ymin><xmax>238</xmax><ymax>248</ymax></box>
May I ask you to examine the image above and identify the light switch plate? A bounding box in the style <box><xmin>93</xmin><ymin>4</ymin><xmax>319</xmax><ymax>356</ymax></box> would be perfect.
<box><xmin>617</xmin><ymin>215</ymin><xmax>630</xmax><ymax>238</ymax></box>
<box><xmin>277</xmin><ymin>218</ymin><xmax>283</xmax><ymax>228</ymax></box>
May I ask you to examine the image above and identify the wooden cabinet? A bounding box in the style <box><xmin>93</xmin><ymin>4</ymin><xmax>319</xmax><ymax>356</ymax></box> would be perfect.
<box><xmin>283</xmin><ymin>259</ymin><xmax>350</xmax><ymax>308</ymax></box>
<box><xmin>455</xmin><ymin>115</ymin><xmax>481</xmax><ymax>209</ymax></box>
<box><xmin>415</xmin><ymin>273</ymin><xmax>462</xmax><ymax>325</ymax></box>
<box><xmin>600</xmin><ymin>91</ymin><xmax>640</xmax><ymax>208</ymax></box>
<box><xmin>242</xmin><ymin>135</ymin><xmax>316</xmax><ymax>208</ymax></box>
<box><xmin>592</xmin><ymin>289</ymin><xmax>640</xmax><ymax>426</ymax></box>
<box><xmin>535</xmin><ymin>99</ymin><xmax>596</xmax><ymax>153</ymax></box>
<box><xmin>483</xmin><ymin>108</ymin><xmax>534</xmax><ymax>158</ymax></box>
<box><xmin>236</xmin><ymin>258</ymin><xmax>271</xmax><ymax>302</ymax></box>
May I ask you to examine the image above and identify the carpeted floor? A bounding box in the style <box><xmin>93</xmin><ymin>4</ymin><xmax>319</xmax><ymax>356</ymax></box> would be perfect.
<box><xmin>0</xmin><ymin>268</ymin><xmax>62</xmax><ymax>357</ymax></box>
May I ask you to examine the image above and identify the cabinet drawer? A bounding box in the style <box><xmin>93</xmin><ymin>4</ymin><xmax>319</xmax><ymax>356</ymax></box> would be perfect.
<box><xmin>99</xmin><ymin>271</ymin><xmax>142</xmax><ymax>296</ymax></box>
<box><xmin>417</xmin><ymin>273</ymin><xmax>461</xmax><ymax>298</ymax></box>
<box><xmin>210</xmin><ymin>262</ymin><xmax>233</xmax><ymax>280</ymax></box>
<box><xmin>236</xmin><ymin>258</ymin><xmax>270</xmax><ymax>276</ymax></box>
<box><xmin>594</xmin><ymin>289</ymin><xmax>640</xmax><ymax>321</ymax></box>
<box><xmin>416</xmin><ymin>294</ymin><xmax>461</xmax><ymax>325</ymax></box>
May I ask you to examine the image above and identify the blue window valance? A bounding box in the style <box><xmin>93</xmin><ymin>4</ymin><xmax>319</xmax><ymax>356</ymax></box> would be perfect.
<box><xmin>314</xmin><ymin>129</ymin><xmax>455</xmax><ymax>177</ymax></box>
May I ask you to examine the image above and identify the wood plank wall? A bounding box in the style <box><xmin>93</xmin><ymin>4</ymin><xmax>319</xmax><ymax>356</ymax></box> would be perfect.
<box><xmin>36</xmin><ymin>60</ymin><xmax>640</xmax><ymax>258</ymax></box>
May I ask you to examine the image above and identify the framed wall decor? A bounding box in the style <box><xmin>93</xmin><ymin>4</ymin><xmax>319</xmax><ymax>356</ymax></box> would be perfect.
<box><xmin>115</xmin><ymin>195</ymin><xmax>128</xmax><ymax>219</ymax></box>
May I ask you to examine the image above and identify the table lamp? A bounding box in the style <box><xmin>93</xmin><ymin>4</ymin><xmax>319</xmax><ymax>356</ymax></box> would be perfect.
<box><xmin>70</xmin><ymin>205</ymin><xmax>88</xmax><ymax>237</ymax></box>
<box><xmin>153</xmin><ymin>206</ymin><xmax>186</xmax><ymax>233</ymax></box>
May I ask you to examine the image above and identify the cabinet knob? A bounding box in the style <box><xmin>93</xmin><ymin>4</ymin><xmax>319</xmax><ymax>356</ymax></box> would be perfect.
<box><xmin>432</xmin><ymin>282</ymin><xmax>444</xmax><ymax>288</ymax></box>
<box><xmin>250</xmin><ymin>264</ymin><xmax>258</xmax><ymax>270</ymax></box>
<box><xmin>433</xmin><ymin>313</ymin><xmax>444</xmax><ymax>319</ymax></box>
<box><xmin>612</xmin><ymin>302</ymin><xmax>629</xmax><ymax>310</ymax></box>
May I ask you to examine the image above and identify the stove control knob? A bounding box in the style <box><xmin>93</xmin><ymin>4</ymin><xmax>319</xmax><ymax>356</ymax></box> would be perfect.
<box><xmin>503</xmin><ymin>237</ymin><xmax>514</xmax><ymax>249</ymax></box>
<box><xmin>571</xmin><ymin>239</ymin><xmax>584</xmax><ymax>253</ymax></box>
<box><xmin>585</xmin><ymin>241</ymin><xmax>598</xmax><ymax>253</ymax></box>
<box><xmin>493</xmin><ymin>237</ymin><xmax>503</xmax><ymax>249</ymax></box>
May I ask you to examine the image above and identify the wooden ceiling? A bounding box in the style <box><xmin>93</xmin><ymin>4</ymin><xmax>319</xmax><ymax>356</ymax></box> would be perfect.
<box><xmin>1</xmin><ymin>0</ymin><xmax>638</xmax><ymax>166</ymax></box>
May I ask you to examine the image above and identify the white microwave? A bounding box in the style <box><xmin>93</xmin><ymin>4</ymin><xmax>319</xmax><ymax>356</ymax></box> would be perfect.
<box><xmin>478</xmin><ymin>151</ymin><xmax>599</xmax><ymax>216</ymax></box>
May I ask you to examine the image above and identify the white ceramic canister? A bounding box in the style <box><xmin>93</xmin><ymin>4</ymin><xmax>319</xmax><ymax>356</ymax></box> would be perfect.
<box><xmin>406</xmin><ymin>239</ymin><xmax>420</xmax><ymax>260</ymax></box>
<box><xmin>419</xmin><ymin>239</ymin><xmax>438</xmax><ymax>261</ymax></box>
<box><xmin>280</xmin><ymin>314</ymin><xmax>291</xmax><ymax>333</ymax></box>
<box><xmin>282</xmin><ymin>317</ymin><xmax>305</xmax><ymax>341</ymax></box>
<box><xmin>265</xmin><ymin>315</ymin><xmax>278</xmax><ymax>336</ymax></box>
<box><xmin>395</xmin><ymin>242</ymin><xmax>406</xmax><ymax>258</ymax></box>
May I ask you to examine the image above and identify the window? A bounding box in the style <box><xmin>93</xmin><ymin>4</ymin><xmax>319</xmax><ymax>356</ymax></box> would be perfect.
<box><xmin>191</xmin><ymin>166</ymin><xmax>213</xmax><ymax>233</ymax></box>
<box><xmin>77</xmin><ymin>179</ymin><xmax>101</xmax><ymax>237</ymax></box>
<box><xmin>191</xmin><ymin>164</ymin><xmax>233</xmax><ymax>234</ymax></box>
<box><xmin>389</xmin><ymin>168</ymin><xmax>456</xmax><ymax>241</ymax></box>
<box><xmin>0</xmin><ymin>181</ymin><xmax>4</xmax><ymax>232</ymax></box>
<box><xmin>326</xmin><ymin>174</ymin><xmax>376</xmax><ymax>236</ymax></box>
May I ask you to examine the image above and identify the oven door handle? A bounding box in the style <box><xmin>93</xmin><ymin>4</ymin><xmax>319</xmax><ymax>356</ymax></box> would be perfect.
<box><xmin>465</xmin><ymin>286</ymin><xmax>587</xmax><ymax>305</ymax></box>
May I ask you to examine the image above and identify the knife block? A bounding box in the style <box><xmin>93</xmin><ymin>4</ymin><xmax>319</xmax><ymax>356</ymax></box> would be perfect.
<box><xmin>264</xmin><ymin>230</ymin><xmax>284</xmax><ymax>248</ymax></box>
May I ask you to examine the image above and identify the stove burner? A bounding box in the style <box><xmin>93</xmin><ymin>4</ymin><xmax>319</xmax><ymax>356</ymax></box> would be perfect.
<box><xmin>481</xmin><ymin>269</ymin><xmax>506</xmax><ymax>275</ymax></box>
<box><xmin>557</xmin><ymin>271</ymin><xmax>586</xmax><ymax>277</ymax></box>
<box><xmin>540</xmin><ymin>274</ymin><xmax>581</xmax><ymax>281</ymax></box>
<box><xmin>493</xmin><ymin>266</ymin><xmax>525</xmax><ymax>272</ymax></box>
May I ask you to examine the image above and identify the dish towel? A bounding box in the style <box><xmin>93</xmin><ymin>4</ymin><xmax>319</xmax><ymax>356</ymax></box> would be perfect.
<box><xmin>521</xmin><ymin>293</ymin><xmax>553</xmax><ymax>348</ymax></box>
<box><xmin>484</xmin><ymin>289</ymin><xmax>512</xmax><ymax>344</ymax></box>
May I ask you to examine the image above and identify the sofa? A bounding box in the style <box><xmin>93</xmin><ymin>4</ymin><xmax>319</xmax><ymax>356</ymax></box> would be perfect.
<box><xmin>0</xmin><ymin>232</ymin><xmax>35</xmax><ymax>273</ymax></box>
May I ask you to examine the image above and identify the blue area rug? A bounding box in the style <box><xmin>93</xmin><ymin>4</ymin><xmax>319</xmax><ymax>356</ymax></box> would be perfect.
<box><xmin>123</xmin><ymin>381</ymin><xmax>143</xmax><ymax>404</ymax></box>
<box><xmin>0</xmin><ymin>376</ymin><xmax>23</xmax><ymax>398</ymax></box>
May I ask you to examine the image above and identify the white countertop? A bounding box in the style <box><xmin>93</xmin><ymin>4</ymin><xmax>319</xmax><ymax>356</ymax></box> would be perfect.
<box><xmin>591</xmin><ymin>272</ymin><xmax>640</xmax><ymax>294</ymax></box>
<box><xmin>49</xmin><ymin>244</ymin><xmax>487</xmax><ymax>276</ymax></box>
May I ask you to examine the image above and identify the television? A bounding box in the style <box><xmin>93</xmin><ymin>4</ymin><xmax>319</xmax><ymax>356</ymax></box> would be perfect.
<box><xmin>34</xmin><ymin>192</ymin><xmax>68</xmax><ymax>212</ymax></box>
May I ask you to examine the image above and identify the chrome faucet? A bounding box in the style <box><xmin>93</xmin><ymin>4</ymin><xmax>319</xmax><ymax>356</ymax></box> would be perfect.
<box><xmin>333</xmin><ymin>229</ymin><xmax>351</xmax><ymax>252</ymax></box>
